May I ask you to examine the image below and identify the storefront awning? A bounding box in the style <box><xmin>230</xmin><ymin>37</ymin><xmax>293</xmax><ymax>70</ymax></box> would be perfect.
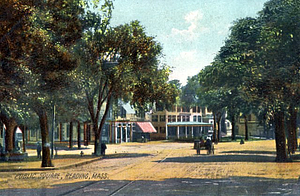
<box><xmin>136</xmin><ymin>122</ymin><xmax>157</xmax><ymax>133</ymax></box>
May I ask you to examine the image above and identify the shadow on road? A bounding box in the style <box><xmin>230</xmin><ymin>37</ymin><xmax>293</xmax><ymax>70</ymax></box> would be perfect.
<box><xmin>221</xmin><ymin>150</ymin><xmax>276</xmax><ymax>155</ymax></box>
<box><xmin>2</xmin><ymin>177</ymin><xmax>298</xmax><ymax>196</ymax></box>
<box><xmin>159</xmin><ymin>154</ymin><xmax>276</xmax><ymax>163</ymax></box>
<box><xmin>104</xmin><ymin>153</ymin><xmax>152</xmax><ymax>159</ymax></box>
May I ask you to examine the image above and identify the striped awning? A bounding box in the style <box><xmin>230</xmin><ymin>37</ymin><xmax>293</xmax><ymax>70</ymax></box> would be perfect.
<box><xmin>136</xmin><ymin>122</ymin><xmax>157</xmax><ymax>133</ymax></box>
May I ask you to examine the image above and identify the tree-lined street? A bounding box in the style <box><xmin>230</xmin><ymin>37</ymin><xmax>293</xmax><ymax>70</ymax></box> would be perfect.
<box><xmin>1</xmin><ymin>140</ymin><xmax>300</xmax><ymax>195</ymax></box>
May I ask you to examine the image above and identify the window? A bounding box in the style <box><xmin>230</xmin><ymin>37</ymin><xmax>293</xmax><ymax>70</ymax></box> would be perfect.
<box><xmin>192</xmin><ymin>106</ymin><xmax>196</xmax><ymax>113</ymax></box>
<box><xmin>197</xmin><ymin>106</ymin><xmax>201</xmax><ymax>113</ymax></box>
<box><xmin>67</xmin><ymin>125</ymin><xmax>70</xmax><ymax>137</ymax></box>
<box><xmin>155</xmin><ymin>127</ymin><xmax>159</xmax><ymax>133</ymax></box>
<box><xmin>160</xmin><ymin>127</ymin><xmax>166</xmax><ymax>133</ymax></box>
<box><xmin>167</xmin><ymin>115</ymin><xmax>171</xmax><ymax>122</ymax></box>
<box><xmin>152</xmin><ymin>115</ymin><xmax>158</xmax><ymax>122</ymax></box>
<box><xmin>198</xmin><ymin>116</ymin><xmax>201</xmax><ymax>122</ymax></box>
<box><xmin>185</xmin><ymin>116</ymin><xmax>190</xmax><ymax>122</ymax></box>
<box><xmin>177</xmin><ymin>116</ymin><xmax>181</xmax><ymax>122</ymax></box>
<box><xmin>193</xmin><ymin>116</ymin><xmax>197</xmax><ymax>122</ymax></box>
<box><xmin>182</xmin><ymin>116</ymin><xmax>189</xmax><ymax>122</ymax></box>
<box><xmin>171</xmin><ymin>115</ymin><xmax>176</xmax><ymax>122</ymax></box>
<box><xmin>160</xmin><ymin>115</ymin><xmax>166</xmax><ymax>122</ymax></box>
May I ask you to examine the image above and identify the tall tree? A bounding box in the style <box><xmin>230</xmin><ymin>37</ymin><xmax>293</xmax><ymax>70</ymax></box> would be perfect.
<box><xmin>75</xmin><ymin>9</ymin><xmax>177</xmax><ymax>154</ymax></box>
<box><xmin>1</xmin><ymin>0</ymin><xmax>85</xmax><ymax>166</ymax></box>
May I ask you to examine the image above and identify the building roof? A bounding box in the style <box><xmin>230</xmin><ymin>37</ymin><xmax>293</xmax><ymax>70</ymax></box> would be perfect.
<box><xmin>167</xmin><ymin>122</ymin><xmax>213</xmax><ymax>127</ymax></box>
<box><xmin>136</xmin><ymin>122</ymin><xmax>157</xmax><ymax>133</ymax></box>
<box><xmin>122</xmin><ymin>102</ymin><xmax>135</xmax><ymax>114</ymax></box>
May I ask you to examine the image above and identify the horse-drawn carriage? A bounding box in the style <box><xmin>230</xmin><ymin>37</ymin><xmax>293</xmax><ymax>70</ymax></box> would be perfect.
<box><xmin>194</xmin><ymin>138</ymin><xmax>214</xmax><ymax>155</ymax></box>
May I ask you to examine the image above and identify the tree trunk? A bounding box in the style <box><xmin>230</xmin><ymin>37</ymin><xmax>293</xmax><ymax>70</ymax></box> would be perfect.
<box><xmin>244</xmin><ymin>115</ymin><xmax>249</xmax><ymax>141</ymax></box>
<box><xmin>93</xmin><ymin>123</ymin><xmax>100</xmax><ymax>155</ymax></box>
<box><xmin>287</xmin><ymin>107</ymin><xmax>297</xmax><ymax>154</ymax></box>
<box><xmin>0</xmin><ymin>115</ymin><xmax>17</xmax><ymax>153</ymax></box>
<box><xmin>97</xmin><ymin>94</ymin><xmax>112</xmax><ymax>155</ymax></box>
<box><xmin>12</xmin><ymin>127</ymin><xmax>16</xmax><ymax>150</ymax></box>
<box><xmin>69</xmin><ymin>121</ymin><xmax>73</xmax><ymax>148</ymax></box>
<box><xmin>216</xmin><ymin>120</ymin><xmax>220</xmax><ymax>143</ymax></box>
<box><xmin>231</xmin><ymin>115</ymin><xmax>236</xmax><ymax>141</ymax></box>
<box><xmin>213</xmin><ymin>113</ymin><xmax>217</xmax><ymax>142</ymax></box>
<box><xmin>216</xmin><ymin>112</ymin><xmax>222</xmax><ymax>143</ymax></box>
<box><xmin>274</xmin><ymin>111</ymin><xmax>287</xmax><ymax>162</ymax></box>
<box><xmin>292</xmin><ymin>109</ymin><xmax>298</xmax><ymax>152</ymax></box>
<box><xmin>84</xmin><ymin>122</ymin><xmax>88</xmax><ymax>146</ymax></box>
<box><xmin>77</xmin><ymin>121</ymin><xmax>81</xmax><ymax>149</ymax></box>
<box><xmin>59</xmin><ymin>123</ymin><xmax>62</xmax><ymax>142</ymax></box>
<box><xmin>38</xmin><ymin>109</ymin><xmax>53</xmax><ymax>167</ymax></box>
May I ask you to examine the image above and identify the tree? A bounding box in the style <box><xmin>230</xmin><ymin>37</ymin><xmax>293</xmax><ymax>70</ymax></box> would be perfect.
<box><xmin>1</xmin><ymin>0</ymin><xmax>85</xmax><ymax>166</ymax></box>
<box><xmin>75</xmin><ymin>14</ymin><xmax>177</xmax><ymax>155</ymax></box>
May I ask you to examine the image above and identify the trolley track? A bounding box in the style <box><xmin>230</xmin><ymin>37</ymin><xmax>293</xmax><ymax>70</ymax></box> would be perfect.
<box><xmin>59</xmin><ymin>147</ymin><xmax>178</xmax><ymax>196</ymax></box>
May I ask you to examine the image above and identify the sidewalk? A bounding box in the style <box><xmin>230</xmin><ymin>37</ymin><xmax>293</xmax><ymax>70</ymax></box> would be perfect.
<box><xmin>0</xmin><ymin>141</ymin><xmax>158</xmax><ymax>172</ymax></box>
<box><xmin>0</xmin><ymin>144</ymin><xmax>103</xmax><ymax>172</ymax></box>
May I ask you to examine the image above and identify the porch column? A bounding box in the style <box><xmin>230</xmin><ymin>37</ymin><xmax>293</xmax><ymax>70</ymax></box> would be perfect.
<box><xmin>191</xmin><ymin>126</ymin><xmax>194</xmax><ymax>138</ymax></box>
<box><xmin>109</xmin><ymin>121</ymin><xmax>112</xmax><ymax>143</ymax></box>
<box><xmin>166</xmin><ymin>124</ymin><xmax>168</xmax><ymax>140</ymax></box>
<box><xmin>130</xmin><ymin>123</ymin><xmax>133</xmax><ymax>141</ymax></box>
<box><xmin>177</xmin><ymin>126</ymin><xmax>179</xmax><ymax>139</ymax></box>
<box><xmin>125</xmin><ymin>124</ymin><xmax>128</xmax><ymax>143</ymax></box>
<box><xmin>120</xmin><ymin>124</ymin><xmax>123</xmax><ymax>143</ymax></box>
<box><xmin>114</xmin><ymin>122</ymin><xmax>117</xmax><ymax>144</ymax></box>
<box><xmin>185</xmin><ymin>126</ymin><xmax>188</xmax><ymax>138</ymax></box>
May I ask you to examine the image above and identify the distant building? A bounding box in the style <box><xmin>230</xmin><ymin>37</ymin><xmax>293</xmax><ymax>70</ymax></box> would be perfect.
<box><xmin>150</xmin><ymin>105</ymin><xmax>214</xmax><ymax>140</ymax></box>
<box><xmin>106</xmin><ymin>102</ymin><xmax>156</xmax><ymax>143</ymax></box>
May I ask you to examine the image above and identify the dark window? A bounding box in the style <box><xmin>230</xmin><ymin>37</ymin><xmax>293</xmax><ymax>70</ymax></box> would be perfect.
<box><xmin>160</xmin><ymin>127</ymin><xmax>166</xmax><ymax>133</ymax></box>
<box><xmin>167</xmin><ymin>115</ymin><xmax>171</xmax><ymax>122</ymax></box>
<box><xmin>192</xmin><ymin>107</ymin><xmax>196</xmax><ymax>113</ymax></box>
<box><xmin>198</xmin><ymin>116</ymin><xmax>201</xmax><ymax>122</ymax></box>
<box><xmin>177</xmin><ymin>116</ymin><xmax>181</xmax><ymax>122</ymax></box>
<box><xmin>182</xmin><ymin>116</ymin><xmax>189</xmax><ymax>122</ymax></box>
<box><xmin>171</xmin><ymin>115</ymin><xmax>176</xmax><ymax>122</ymax></box>
<box><xmin>155</xmin><ymin>127</ymin><xmax>159</xmax><ymax>133</ymax></box>
<box><xmin>193</xmin><ymin>116</ymin><xmax>197</xmax><ymax>122</ymax></box>
<box><xmin>152</xmin><ymin>115</ymin><xmax>158</xmax><ymax>122</ymax></box>
<box><xmin>67</xmin><ymin>125</ymin><xmax>70</xmax><ymax>137</ymax></box>
<box><xmin>160</xmin><ymin>115</ymin><xmax>166</xmax><ymax>122</ymax></box>
<box><xmin>197</xmin><ymin>106</ymin><xmax>201</xmax><ymax>113</ymax></box>
<box><xmin>186</xmin><ymin>116</ymin><xmax>190</xmax><ymax>122</ymax></box>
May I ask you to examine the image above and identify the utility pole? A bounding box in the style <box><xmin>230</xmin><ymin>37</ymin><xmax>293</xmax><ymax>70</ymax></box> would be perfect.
<box><xmin>51</xmin><ymin>104</ymin><xmax>55</xmax><ymax>159</ymax></box>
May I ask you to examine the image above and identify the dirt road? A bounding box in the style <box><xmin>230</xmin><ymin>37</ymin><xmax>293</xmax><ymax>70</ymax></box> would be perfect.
<box><xmin>1</xmin><ymin>140</ymin><xmax>300</xmax><ymax>195</ymax></box>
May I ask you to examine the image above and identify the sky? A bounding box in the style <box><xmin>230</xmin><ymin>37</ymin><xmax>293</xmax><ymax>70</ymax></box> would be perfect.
<box><xmin>109</xmin><ymin>0</ymin><xmax>269</xmax><ymax>85</ymax></box>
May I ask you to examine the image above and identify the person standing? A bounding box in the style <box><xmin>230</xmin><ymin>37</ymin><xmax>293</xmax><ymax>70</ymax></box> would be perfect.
<box><xmin>196</xmin><ymin>141</ymin><xmax>201</xmax><ymax>155</ymax></box>
<box><xmin>101</xmin><ymin>143</ymin><xmax>107</xmax><ymax>156</ymax></box>
<box><xmin>37</xmin><ymin>142</ymin><xmax>42</xmax><ymax>159</ymax></box>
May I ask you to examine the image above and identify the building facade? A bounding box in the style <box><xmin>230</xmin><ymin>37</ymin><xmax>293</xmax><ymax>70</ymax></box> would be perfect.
<box><xmin>150</xmin><ymin>106</ymin><xmax>214</xmax><ymax>140</ymax></box>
